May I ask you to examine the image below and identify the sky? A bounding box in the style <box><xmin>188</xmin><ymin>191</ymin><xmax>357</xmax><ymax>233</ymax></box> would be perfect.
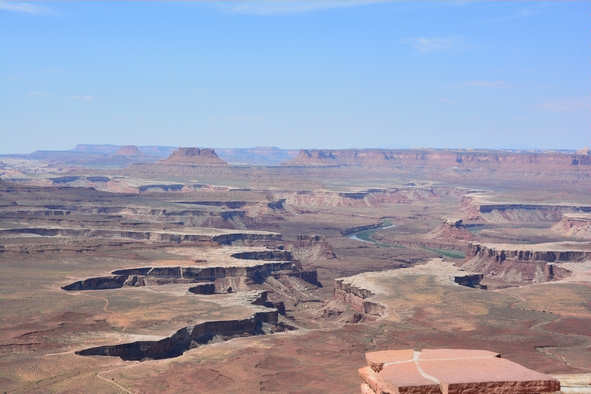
<box><xmin>1</xmin><ymin>0</ymin><xmax>590</xmax><ymax>154</ymax></box>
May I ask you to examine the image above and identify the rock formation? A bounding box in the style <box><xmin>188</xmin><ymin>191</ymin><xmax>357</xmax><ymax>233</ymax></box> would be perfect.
<box><xmin>290</xmin><ymin>234</ymin><xmax>337</xmax><ymax>262</ymax></box>
<box><xmin>552</xmin><ymin>213</ymin><xmax>591</xmax><ymax>239</ymax></box>
<box><xmin>285</xmin><ymin>148</ymin><xmax>591</xmax><ymax>170</ymax></box>
<box><xmin>113</xmin><ymin>145</ymin><xmax>143</xmax><ymax>156</ymax></box>
<box><xmin>333</xmin><ymin>279</ymin><xmax>385</xmax><ymax>319</ymax></box>
<box><xmin>160</xmin><ymin>147</ymin><xmax>227</xmax><ymax>166</ymax></box>
<box><xmin>426</xmin><ymin>218</ymin><xmax>475</xmax><ymax>242</ymax></box>
<box><xmin>460</xmin><ymin>242</ymin><xmax>591</xmax><ymax>287</ymax></box>
<box><xmin>359</xmin><ymin>349</ymin><xmax>560</xmax><ymax>394</ymax></box>
<box><xmin>76</xmin><ymin>291</ymin><xmax>284</xmax><ymax>361</ymax></box>
<box><xmin>461</xmin><ymin>194</ymin><xmax>591</xmax><ymax>223</ymax></box>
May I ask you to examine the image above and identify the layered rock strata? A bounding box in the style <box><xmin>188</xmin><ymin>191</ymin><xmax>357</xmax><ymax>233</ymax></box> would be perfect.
<box><xmin>461</xmin><ymin>242</ymin><xmax>591</xmax><ymax>286</ymax></box>
<box><xmin>333</xmin><ymin>279</ymin><xmax>386</xmax><ymax>318</ymax></box>
<box><xmin>287</xmin><ymin>148</ymin><xmax>591</xmax><ymax>170</ymax></box>
<box><xmin>552</xmin><ymin>213</ymin><xmax>591</xmax><ymax>239</ymax></box>
<box><xmin>62</xmin><ymin>261</ymin><xmax>312</xmax><ymax>292</ymax></box>
<box><xmin>461</xmin><ymin>195</ymin><xmax>591</xmax><ymax>223</ymax></box>
<box><xmin>76</xmin><ymin>292</ymin><xmax>284</xmax><ymax>361</ymax></box>
<box><xmin>159</xmin><ymin>147</ymin><xmax>227</xmax><ymax>166</ymax></box>
<box><xmin>0</xmin><ymin>226</ymin><xmax>280</xmax><ymax>247</ymax></box>
<box><xmin>113</xmin><ymin>145</ymin><xmax>143</xmax><ymax>157</ymax></box>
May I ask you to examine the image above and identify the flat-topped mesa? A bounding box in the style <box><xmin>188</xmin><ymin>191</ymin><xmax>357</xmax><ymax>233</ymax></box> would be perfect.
<box><xmin>461</xmin><ymin>194</ymin><xmax>591</xmax><ymax>223</ymax></box>
<box><xmin>286</xmin><ymin>149</ymin><xmax>398</xmax><ymax>167</ymax></box>
<box><xmin>160</xmin><ymin>147</ymin><xmax>228</xmax><ymax>166</ymax></box>
<box><xmin>75</xmin><ymin>291</ymin><xmax>285</xmax><ymax>361</ymax></box>
<box><xmin>461</xmin><ymin>242</ymin><xmax>591</xmax><ymax>287</ymax></box>
<box><xmin>552</xmin><ymin>213</ymin><xmax>591</xmax><ymax>239</ymax></box>
<box><xmin>359</xmin><ymin>349</ymin><xmax>560</xmax><ymax>394</ymax></box>
<box><xmin>113</xmin><ymin>145</ymin><xmax>142</xmax><ymax>156</ymax></box>
<box><xmin>285</xmin><ymin>148</ymin><xmax>591</xmax><ymax>169</ymax></box>
<box><xmin>61</xmin><ymin>244</ymin><xmax>320</xmax><ymax>292</ymax></box>
<box><xmin>468</xmin><ymin>242</ymin><xmax>591</xmax><ymax>263</ymax></box>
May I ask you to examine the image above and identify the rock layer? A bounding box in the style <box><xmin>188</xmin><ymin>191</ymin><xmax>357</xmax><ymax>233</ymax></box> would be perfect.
<box><xmin>287</xmin><ymin>148</ymin><xmax>591</xmax><ymax>170</ymax></box>
<box><xmin>552</xmin><ymin>213</ymin><xmax>591</xmax><ymax>239</ymax></box>
<box><xmin>333</xmin><ymin>279</ymin><xmax>386</xmax><ymax>318</ymax></box>
<box><xmin>461</xmin><ymin>242</ymin><xmax>590</xmax><ymax>286</ymax></box>
<box><xmin>76</xmin><ymin>306</ymin><xmax>281</xmax><ymax>361</ymax></box>
<box><xmin>160</xmin><ymin>147</ymin><xmax>227</xmax><ymax>166</ymax></box>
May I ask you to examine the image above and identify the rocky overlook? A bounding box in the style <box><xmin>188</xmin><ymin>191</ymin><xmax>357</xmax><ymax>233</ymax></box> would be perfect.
<box><xmin>359</xmin><ymin>349</ymin><xmax>560</xmax><ymax>394</ymax></box>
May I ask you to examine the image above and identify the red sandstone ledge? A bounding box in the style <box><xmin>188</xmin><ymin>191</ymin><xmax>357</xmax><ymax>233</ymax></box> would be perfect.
<box><xmin>359</xmin><ymin>349</ymin><xmax>560</xmax><ymax>394</ymax></box>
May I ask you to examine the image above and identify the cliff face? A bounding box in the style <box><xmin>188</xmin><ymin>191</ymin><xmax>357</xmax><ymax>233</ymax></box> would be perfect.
<box><xmin>461</xmin><ymin>195</ymin><xmax>591</xmax><ymax>224</ymax></box>
<box><xmin>285</xmin><ymin>148</ymin><xmax>591</xmax><ymax>170</ymax></box>
<box><xmin>461</xmin><ymin>243</ymin><xmax>584</xmax><ymax>287</ymax></box>
<box><xmin>62</xmin><ymin>261</ymin><xmax>302</xmax><ymax>291</ymax></box>
<box><xmin>333</xmin><ymin>279</ymin><xmax>386</xmax><ymax>319</ymax></box>
<box><xmin>468</xmin><ymin>243</ymin><xmax>591</xmax><ymax>263</ymax></box>
<box><xmin>76</xmin><ymin>308</ymin><xmax>281</xmax><ymax>361</ymax></box>
<box><xmin>289</xmin><ymin>234</ymin><xmax>336</xmax><ymax>262</ymax></box>
<box><xmin>274</xmin><ymin>187</ymin><xmax>446</xmax><ymax>210</ymax></box>
<box><xmin>552</xmin><ymin>214</ymin><xmax>591</xmax><ymax>239</ymax></box>
<box><xmin>160</xmin><ymin>147</ymin><xmax>227</xmax><ymax>166</ymax></box>
<box><xmin>426</xmin><ymin>218</ymin><xmax>475</xmax><ymax>242</ymax></box>
<box><xmin>113</xmin><ymin>145</ymin><xmax>142</xmax><ymax>156</ymax></box>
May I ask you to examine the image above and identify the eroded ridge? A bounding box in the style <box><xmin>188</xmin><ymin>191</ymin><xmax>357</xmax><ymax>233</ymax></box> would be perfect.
<box><xmin>328</xmin><ymin>259</ymin><xmax>485</xmax><ymax>322</ymax></box>
<box><xmin>65</xmin><ymin>246</ymin><xmax>319</xmax><ymax>361</ymax></box>
<box><xmin>75</xmin><ymin>291</ymin><xmax>290</xmax><ymax>361</ymax></box>
<box><xmin>461</xmin><ymin>242</ymin><xmax>591</xmax><ymax>288</ymax></box>
<box><xmin>62</xmin><ymin>246</ymin><xmax>319</xmax><ymax>292</ymax></box>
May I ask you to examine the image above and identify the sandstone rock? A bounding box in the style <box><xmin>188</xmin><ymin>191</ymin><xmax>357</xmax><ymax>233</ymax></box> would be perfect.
<box><xmin>360</xmin><ymin>382</ymin><xmax>377</xmax><ymax>394</ymax></box>
<box><xmin>366</xmin><ymin>349</ymin><xmax>414</xmax><ymax>372</ymax></box>
<box><xmin>359</xmin><ymin>349</ymin><xmax>560</xmax><ymax>394</ymax></box>
<box><xmin>113</xmin><ymin>145</ymin><xmax>142</xmax><ymax>156</ymax></box>
<box><xmin>286</xmin><ymin>148</ymin><xmax>591</xmax><ymax>171</ymax></box>
<box><xmin>552</xmin><ymin>213</ymin><xmax>591</xmax><ymax>239</ymax></box>
<box><xmin>160</xmin><ymin>147</ymin><xmax>227</xmax><ymax>166</ymax></box>
<box><xmin>460</xmin><ymin>242</ymin><xmax>591</xmax><ymax>286</ymax></box>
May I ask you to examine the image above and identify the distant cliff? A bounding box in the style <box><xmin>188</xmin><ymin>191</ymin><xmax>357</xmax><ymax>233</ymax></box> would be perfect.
<box><xmin>160</xmin><ymin>147</ymin><xmax>228</xmax><ymax>166</ymax></box>
<box><xmin>284</xmin><ymin>148</ymin><xmax>591</xmax><ymax>169</ymax></box>
<box><xmin>113</xmin><ymin>145</ymin><xmax>143</xmax><ymax>157</ymax></box>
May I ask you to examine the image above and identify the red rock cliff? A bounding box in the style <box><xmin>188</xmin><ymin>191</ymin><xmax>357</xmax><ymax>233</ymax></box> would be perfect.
<box><xmin>285</xmin><ymin>148</ymin><xmax>591</xmax><ymax>170</ymax></box>
<box><xmin>160</xmin><ymin>147</ymin><xmax>227</xmax><ymax>166</ymax></box>
<box><xmin>114</xmin><ymin>145</ymin><xmax>142</xmax><ymax>156</ymax></box>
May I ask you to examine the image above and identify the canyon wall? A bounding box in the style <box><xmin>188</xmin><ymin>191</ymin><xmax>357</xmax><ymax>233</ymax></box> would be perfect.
<box><xmin>552</xmin><ymin>214</ymin><xmax>591</xmax><ymax>239</ymax></box>
<box><xmin>286</xmin><ymin>148</ymin><xmax>591</xmax><ymax>170</ymax></box>
<box><xmin>333</xmin><ymin>279</ymin><xmax>386</xmax><ymax>318</ymax></box>
<box><xmin>460</xmin><ymin>243</ymin><xmax>587</xmax><ymax>286</ymax></box>
<box><xmin>159</xmin><ymin>147</ymin><xmax>228</xmax><ymax>166</ymax></box>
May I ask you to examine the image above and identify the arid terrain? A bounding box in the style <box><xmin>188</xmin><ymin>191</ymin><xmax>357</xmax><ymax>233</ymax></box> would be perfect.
<box><xmin>1</xmin><ymin>146</ymin><xmax>591</xmax><ymax>393</ymax></box>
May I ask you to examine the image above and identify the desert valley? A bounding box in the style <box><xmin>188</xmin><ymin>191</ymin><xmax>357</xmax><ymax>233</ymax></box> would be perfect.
<box><xmin>1</xmin><ymin>145</ymin><xmax>590</xmax><ymax>392</ymax></box>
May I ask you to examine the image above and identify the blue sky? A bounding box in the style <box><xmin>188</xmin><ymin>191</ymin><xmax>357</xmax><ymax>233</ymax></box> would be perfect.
<box><xmin>1</xmin><ymin>0</ymin><xmax>589</xmax><ymax>153</ymax></box>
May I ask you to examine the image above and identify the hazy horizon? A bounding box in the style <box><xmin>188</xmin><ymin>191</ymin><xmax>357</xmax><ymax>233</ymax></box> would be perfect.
<box><xmin>2</xmin><ymin>0</ymin><xmax>590</xmax><ymax>153</ymax></box>
<box><xmin>0</xmin><ymin>143</ymin><xmax>586</xmax><ymax>156</ymax></box>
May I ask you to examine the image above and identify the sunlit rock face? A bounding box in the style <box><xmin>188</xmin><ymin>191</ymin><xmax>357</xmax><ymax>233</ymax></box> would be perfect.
<box><xmin>160</xmin><ymin>147</ymin><xmax>228</xmax><ymax>166</ymax></box>
<box><xmin>359</xmin><ymin>349</ymin><xmax>560</xmax><ymax>394</ymax></box>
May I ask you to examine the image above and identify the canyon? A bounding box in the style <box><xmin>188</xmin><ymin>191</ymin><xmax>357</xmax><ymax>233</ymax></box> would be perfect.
<box><xmin>1</xmin><ymin>146</ymin><xmax>591</xmax><ymax>393</ymax></box>
<box><xmin>286</xmin><ymin>148</ymin><xmax>591</xmax><ymax>170</ymax></box>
